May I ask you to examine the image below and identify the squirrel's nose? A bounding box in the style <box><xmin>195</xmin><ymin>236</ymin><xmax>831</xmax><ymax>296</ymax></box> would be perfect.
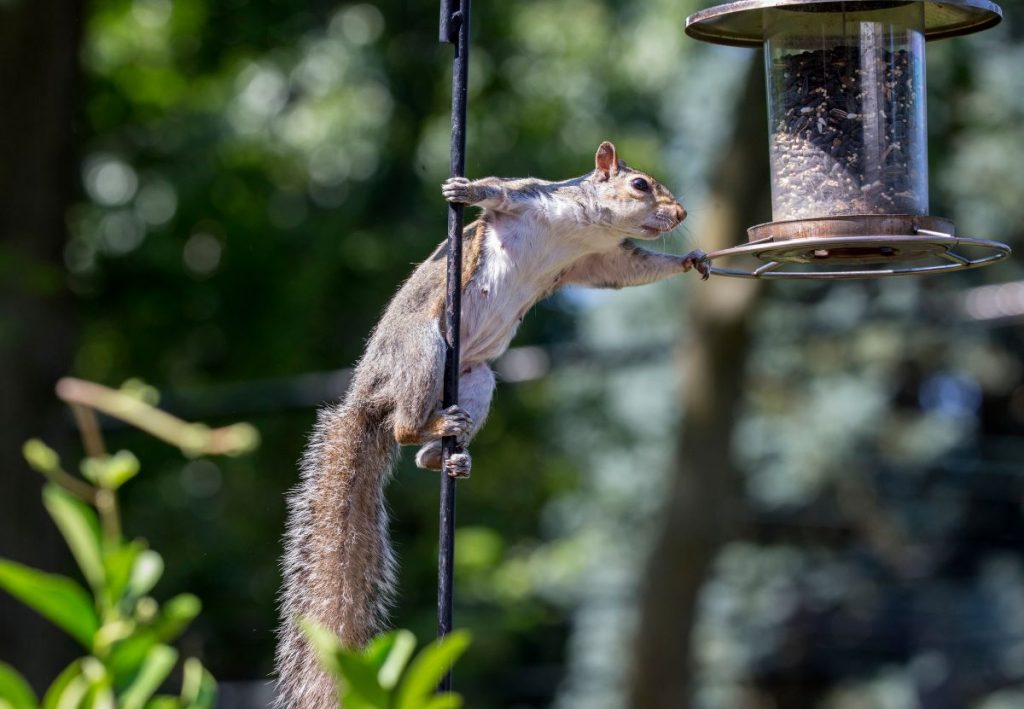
<box><xmin>674</xmin><ymin>204</ymin><xmax>687</xmax><ymax>223</ymax></box>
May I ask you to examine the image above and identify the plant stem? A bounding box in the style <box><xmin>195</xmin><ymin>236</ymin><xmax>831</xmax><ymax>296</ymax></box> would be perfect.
<box><xmin>55</xmin><ymin>377</ymin><xmax>258</xmax><ymax>457</ymax></box>
<box><xmin>95</xmin><ymin>489</ymin><xmax>122</xmax><ymax>543</ymax></box>
<box><xmin>41</xmin><ymin>465</ymin><xmax>99</xmax><ymax>504</ymax></box>
<box><xmin>70</xmin><ymin>402</ymin><xmax>108</xmax><ymax>459</ymax></box>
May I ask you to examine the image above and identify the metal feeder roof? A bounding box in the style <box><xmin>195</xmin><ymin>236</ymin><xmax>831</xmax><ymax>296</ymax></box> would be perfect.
<box><xmin>685</xmin><ymin>0</ymin><xmax>1003</xmax><ymax>48</ymax></box>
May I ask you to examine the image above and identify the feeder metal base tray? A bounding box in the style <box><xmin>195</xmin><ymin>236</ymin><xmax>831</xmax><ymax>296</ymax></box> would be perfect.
<box><xmin>706</xmin><ymin>217</ymin><xmax>1011</xmax><ymax>279</ymax></box>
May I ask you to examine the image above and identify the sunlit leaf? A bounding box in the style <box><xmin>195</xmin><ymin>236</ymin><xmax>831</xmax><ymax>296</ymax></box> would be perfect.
<box><xmin>82</xmin><ymin>452</ymin><xmax>140</xmax><ymax>490</ymax></box>
<box><xmin>298</xmin><ymin>618</ymin><xmax>342</xmax><ymax>674</ymax></box>
<box><xmin>22</xmin><ymin>439</ymin><xmax>60</xmax><ymax>474</ymax></box>
<box><xmin>93</xmin><ymin>619</ymin><xmax>135</xmax><ymax>656</ymax></box>
<box><xmin>394</xmin><ymin>631</ymin><xmax>471</xmax><ymax>709</ymax></box>
<box><xmin>102</xmin><ymin>541</ymin><xmax>142</xmax><ymax>608</ymax></box>
<box><xmin>180</xmin><ymin>658</ymin><xmax>217</xmax><ymax>709</ymax></box>
<box><xmin>0</xmin><ymin>662</ymin><xmax>37</xmax><ymax>709</ymax></box>
<box><xmin>374</xmin><ymin>630</ymin><xmax>416</xmax><ymax>690</ymax></box>
<box><xmin>79</xmin><ymin>459</ymin><xmax>104</xmax><ymax>487</ymax></box>
<box><xmin>422</xmin><ymin>695</ymin><xmax>463</xmax><ymax>709</ymax></box>
<box><xmin>104</xmin><ymin>450</ymin><xmax>141</xmax><ymax>489</ymax></box>
<box><xmin>152</xmin><ymin>594</ymin><xmax>201</xmax><ymax>642</ymax></box>
<box><xmin>40</xmin><ymin>661</ymin><xmax>85</xmax><ymax>709</ymax></box>
<box><xmin>361</xmin><ymin>630</ymin><xmax>398</xmax><ymax>671</ymax></box>
<box><xmin>0</xmin><ymin>559</ymin><xmax>99</xmax><ymax>648</ymax></box>
<box><xmin>105</xmin><ymin>634</ymin><xmax>157</xmax><ymax>686</ymax></box>
<box><xmin>335</xmin><ymin>650</ymin><xmax>387</xmax><ymax>708</ymax></box>
<box><xmin>127</xmin><ymin>551</ymin><xmax>163</xmax><ymax>599</ymax></box>
<box><xmin>42</xmin><ymin>486</ymin><xmax>105</xmax><ymax>591</ymax></box>
<box><xmin>118</xmin><ymin>644</ymin><xmax>177</xmax><ymax>709</ymax></box>
<box><xmin>80</xmin><ymin>656</ymin><xmax>115</xmax><ymax>709</ymax></box>
<box><xmin>119</xmin><ymin>379</ymin><xmax>160</xmax><ymax>406</ymax></box>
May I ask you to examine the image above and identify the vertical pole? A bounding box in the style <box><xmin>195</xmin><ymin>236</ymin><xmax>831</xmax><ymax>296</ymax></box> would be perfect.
<box><xmin>438</xmin><ymin>0</ymin><xmax>470</xmax><ymax>693</ymax></box>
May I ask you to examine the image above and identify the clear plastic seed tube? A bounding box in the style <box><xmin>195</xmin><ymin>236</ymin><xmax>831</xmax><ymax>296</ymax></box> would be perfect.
<box><xmin>764</xmin><ymin>3</ymin><xmax>929</xmax><ymax>221</ymax></box>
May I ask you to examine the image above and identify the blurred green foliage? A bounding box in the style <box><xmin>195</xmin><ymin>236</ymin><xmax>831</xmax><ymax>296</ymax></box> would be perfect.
<box><xmin>302</xmin><ymin>624</ymin><xmax>469</xmax><ymax>709</ymax></box>
<box><xmin>0</xmin><ymin>436</ymin><xmax>216</xmax><ymax>709</ymax></box>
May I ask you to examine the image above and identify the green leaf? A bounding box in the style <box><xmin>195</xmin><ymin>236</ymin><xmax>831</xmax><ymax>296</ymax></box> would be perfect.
<box><xmin>144</xmin><ymin>697</ymin><xmax>180</xmax><ymax>709</ymax></box>
<box><xmin>82</xmin><ymin>452</ymin><xmax>140</xmax><ymax>491</ymax></box>
<box><xmin>335</xmin><ymin>650</ymin><xmax>388</xmax><ymax>708</ymax></box>
<box><xmin>362</xmin><ymin>631</ymin><xmax>399</xmax><ymax>671</ymax></box>
<box><xmin>297</xmin><ymin>618</ymin><xmax>342</xmax><ymax>674</ymax></box>
<box><xmin>0</xmin><ymin>559</ymin><xmax>99</xmax><ymax>648</ymax></box>
<box><xmin>106</xmin><ymin>634</ymin><xmax>157</xmax><ymax>686</ymax></box>
<box><xmin>79</xmin><ymin>657</ymin><xmax>114</xmax><ymax>709</ymax></box>
<box><xmin>102</xmin><ymin>541</ymin><xmax>142</xmax><ymax>608</ymax></box>
<box><xmin>40</xmin><ymin>661</ymin><xmax>85</xmax><ymax>709</ymax></box>
<box><xmin>422</xmin><ymin>695</ymin><xmax>463</xmax><ymax>709</ymax></box>
<box><xmin>127</xmin><ymin>551</ymin><xmax>163</xmax><ymax>599</ymax></box>
<box><xmin>42</xmin><ymin>486</ymin><xmax>105</xmax><ymax>592</ymax></box>
<box><xmin>22</xmin><ymin>439</ymin><xmax>60</xmax><ymax>474</ymax></box>
<box><xmin>79</xmin><ymin>460</ymin><xmax>104</xmax><ymax>487</ymax></box>
<box><xmin>179</xmin><ymin>658</ymin><xmax>216</xmax><ymax>709</ymax></box>
<box><xmin>394</xmin><ymin>631</ymin><xmax>471</xmax><ymax>709</ymax></box>
<box><xmin>107</xmin><ymin>595</ymin><xmax>196</xmax><ymax>683</ymax></box>
<box><xmin>152</xmin><ymin>594</ymin><xmax>200</xmax><ymax>642</ymax></box>
<box><xmin>101</xmin><ymin>451</ymin><xmax>140</xmax><ymax>489</ymax></box>
<box><xmin>0</xmin><ymin>662</ymin><xmax>37</xmax><ymax>709</ymax></box>
<box><xmin>118</xmin><ymin>645</ymin><xmax>177</xmax><ymax>709</ymax></box>
<box><xmin>119</xmin><ymin>379</ymin><xmax>160</xmax><ymax>406</ymax></box>
<box><xmin>93</xmin><ymin>619</ymin><xmax>135</xmax><ymax>656</ymax></box>
<box><xmin>374</xmin><ymin>630</ymin><xmax>416</xmax><ymax>691</ymax></box>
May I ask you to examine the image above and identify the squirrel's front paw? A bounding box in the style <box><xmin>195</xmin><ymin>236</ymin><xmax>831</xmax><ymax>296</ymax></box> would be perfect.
<box><xmin>444</xmin><ymin>448</ymin><xmax>472</xmax><ymax>479</ymax></box>
<box><xmin>682</xmin><ymin>249</ymin><xmax>711</xmax><ymax>281</ymax></box>
<box><xmin>442</xmin><ymin>177</ymin><xmax>475</xmax><ymax>205</ymax></box>
<box><xmin>439</xmin><ymin>405</ymin><xmax>473</xmax><ymax>443</ymax></box>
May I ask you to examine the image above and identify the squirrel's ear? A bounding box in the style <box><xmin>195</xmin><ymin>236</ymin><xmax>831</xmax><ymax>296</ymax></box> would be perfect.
<box><xmin>595</xmin><ymin>141</ymin><xmax>618</xmax><ymax>181</ymax></box>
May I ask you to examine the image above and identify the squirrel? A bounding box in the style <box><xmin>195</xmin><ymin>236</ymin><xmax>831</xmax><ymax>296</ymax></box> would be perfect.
<box><xmin>275</xmin><ymin>141</ymin><xmax>708</xmax><ymax>708</ymax></box>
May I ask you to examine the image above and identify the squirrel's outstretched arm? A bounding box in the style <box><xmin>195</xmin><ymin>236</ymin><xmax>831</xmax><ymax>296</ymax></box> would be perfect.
<box><xmin>442</xmin><ymin>176</ymin><xmax>554</xmax><ymax>216</ymax></box>
<box><xmin>561</xmin><ymin>241</ymin><xmax>708</xmax><ymax>289</ymax></box>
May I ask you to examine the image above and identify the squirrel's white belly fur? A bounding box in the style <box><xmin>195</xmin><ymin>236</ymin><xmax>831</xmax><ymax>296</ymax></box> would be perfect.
<box><xmin>459</xmin><ymin>217</ymin><xmax>584</xmax><ymax>367</ymax></box>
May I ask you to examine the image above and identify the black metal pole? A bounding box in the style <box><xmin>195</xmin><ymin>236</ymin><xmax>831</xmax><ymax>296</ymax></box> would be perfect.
<box><xmin>438</xmin><ymin>0</ymin><xmax>469</xmax><ymax>693</ymax></box>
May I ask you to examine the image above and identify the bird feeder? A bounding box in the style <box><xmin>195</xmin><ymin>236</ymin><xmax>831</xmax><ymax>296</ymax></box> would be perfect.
<box><xmin>686</xmin><ymin>0</ymin><xmax>1011</xmax><ymax>279</ymax></box>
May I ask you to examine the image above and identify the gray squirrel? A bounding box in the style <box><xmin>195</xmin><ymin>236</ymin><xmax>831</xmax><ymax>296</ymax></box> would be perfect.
<box><xmin>275</xmin><ymin>141</ymin><xmax>708</xmax><ymax>708</ymax></box>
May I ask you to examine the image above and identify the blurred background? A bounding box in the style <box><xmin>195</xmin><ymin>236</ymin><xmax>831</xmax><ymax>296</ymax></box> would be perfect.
<box><xmin>2</xmin><ymin>0</ymin><xmax>1024</xmax><ymax>707</ymax></box>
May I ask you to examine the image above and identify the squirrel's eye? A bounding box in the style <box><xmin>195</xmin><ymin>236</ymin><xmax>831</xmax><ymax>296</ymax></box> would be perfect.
<box><xmin>631</xmin><ymin>178</ymin><xmax>650</xmax><ymax>192</ymax></box>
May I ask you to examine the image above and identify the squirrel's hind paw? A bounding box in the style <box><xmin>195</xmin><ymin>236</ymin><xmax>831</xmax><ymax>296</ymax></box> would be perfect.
<box><xmin>445</xmin><ymin>448</ymin><xmax>472</xmax><ymax>479</ymax></box>
<box><xmin>417</xmin><ymin>442</ymin><xmax>472</xmax><ymax>478</ymax></box>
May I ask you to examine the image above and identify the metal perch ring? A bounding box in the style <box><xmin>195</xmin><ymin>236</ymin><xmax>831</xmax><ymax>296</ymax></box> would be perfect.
<box><xmin>706</xmin><ymin>230</ymin><xmax>1011</xmax><ymax>280</ymax></box>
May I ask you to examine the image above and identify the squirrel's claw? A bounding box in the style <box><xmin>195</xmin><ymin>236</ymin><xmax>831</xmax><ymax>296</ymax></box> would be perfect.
<box><xmin>439</xmin><ymin>404</ymin><xmax>473</xmax><ymax>444</ymax></box>
<box><xmin>442</xmin><ymin>176</ymin><xmax>473</xmax><ymax>205</ymax></box>
<box><xmin>415</xmin><ymin>441</ymin><xmax>473</xmax><ymax>478</ymax></box>
<box><xmin>683</xmin><ymin>249</ymin><xmax>711</xmax><ymax>281</ymax></box>
<box><xmin>445</xmin><ymin>447</ymin><xmax>472</xmax><ymax>479</ymax></box>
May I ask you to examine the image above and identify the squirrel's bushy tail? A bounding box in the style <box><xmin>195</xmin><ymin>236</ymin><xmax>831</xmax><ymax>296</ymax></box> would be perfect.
<box><xmin>275</xmin><ymin>403</ymin><xmax>398</xmax><ymax>708</ymax></box>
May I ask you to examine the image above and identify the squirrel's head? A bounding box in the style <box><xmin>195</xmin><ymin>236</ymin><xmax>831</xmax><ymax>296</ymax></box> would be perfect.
<box><xmin>589</xmin><ymin>141</ymin><xmax>687</xmax><ymax>240</ymax></box>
